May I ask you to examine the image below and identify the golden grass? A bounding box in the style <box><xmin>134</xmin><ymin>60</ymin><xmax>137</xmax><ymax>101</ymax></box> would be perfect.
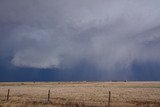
<box><xmin>0</xmin><ymin>82</ymin><xmax>160</xmax><ymax>107</ymax></box>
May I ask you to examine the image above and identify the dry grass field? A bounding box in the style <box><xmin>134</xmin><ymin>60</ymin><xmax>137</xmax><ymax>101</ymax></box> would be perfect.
<box><xmin>0</xmin><ymin>82</ymin><xmax>160</xmax><ymax>107</ymax></box>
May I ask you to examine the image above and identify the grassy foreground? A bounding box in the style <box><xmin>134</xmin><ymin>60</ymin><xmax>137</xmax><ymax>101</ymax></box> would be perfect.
<box><xmin>0</xmin><ymin>82</ymin><xmax>160</xmax><ymax>107</ymax></box>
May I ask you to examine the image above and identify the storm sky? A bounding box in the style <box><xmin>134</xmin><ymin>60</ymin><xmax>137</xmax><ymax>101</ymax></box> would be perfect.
<box><xmin>1</xmin><ymin>0</ymin><xmax>160</xmax><ymax>81</ymax></box>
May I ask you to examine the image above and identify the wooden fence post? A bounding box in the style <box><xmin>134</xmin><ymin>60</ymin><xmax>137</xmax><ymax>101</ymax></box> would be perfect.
<box><xmin>48</xmin><ymin>90</ymin><xmax>50</xmax><ymax>101</ymax></box>
<box><xmin>7</xmin><ymin>89</ymin><xmax>10</xmax><ymax>101</ymax></box>
<box><xmin>108</xmin><ymin>91</ymin><xmax>111</xmax><ymax>107</ymax></box>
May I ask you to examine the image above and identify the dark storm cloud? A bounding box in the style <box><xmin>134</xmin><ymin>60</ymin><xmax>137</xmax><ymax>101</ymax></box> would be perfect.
<box><xmin>1</xmin><ymin>0</ymin><xmax>160</xmax><ymax>79</ymax></box>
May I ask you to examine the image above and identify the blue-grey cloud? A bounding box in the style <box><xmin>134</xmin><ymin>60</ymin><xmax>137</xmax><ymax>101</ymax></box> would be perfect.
<box><xmin>1</xmin><ymin>0</ymin><xmax>160</xmax><ymax>79</ymax></box>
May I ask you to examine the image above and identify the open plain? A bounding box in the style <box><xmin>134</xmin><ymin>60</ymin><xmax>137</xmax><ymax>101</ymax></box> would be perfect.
<box><xmin>0</xmin><ymin>82</ymin><xmax>160</xmax><ymax>107</ymax></box>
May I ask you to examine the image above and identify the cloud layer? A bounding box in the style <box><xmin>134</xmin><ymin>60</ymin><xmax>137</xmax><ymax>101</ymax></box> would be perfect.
<box><xmin>1</xmin><ymin>0</ymin><xmax>160</xmax><ymax>79</ymax></box>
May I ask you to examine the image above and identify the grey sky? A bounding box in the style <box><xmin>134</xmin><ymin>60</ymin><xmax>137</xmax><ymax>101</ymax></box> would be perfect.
<box><xmin>1</xmin><ymin>0</ymin><xmax>160</xmax><ymax>79</ymax></box>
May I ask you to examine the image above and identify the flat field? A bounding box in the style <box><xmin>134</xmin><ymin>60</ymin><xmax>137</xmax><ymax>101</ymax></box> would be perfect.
<box><xmin>0</xmin><ymin>82</ymin><xmax>160</xmax><ymax>107</ymax></box>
